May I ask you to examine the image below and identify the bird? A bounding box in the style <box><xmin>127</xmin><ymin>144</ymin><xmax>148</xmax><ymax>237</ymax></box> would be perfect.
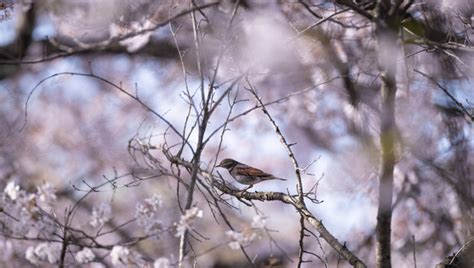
<box><xmin>216</xmin><ymin>158</ymin><xmax>286</xmax><ymax>189</ymax></box>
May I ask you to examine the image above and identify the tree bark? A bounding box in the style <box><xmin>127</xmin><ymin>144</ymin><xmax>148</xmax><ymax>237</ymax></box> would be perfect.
<box><xmin>375</xmin><ymin>2</ymin><xmax>400</xmax><ymax>267</ymax></box>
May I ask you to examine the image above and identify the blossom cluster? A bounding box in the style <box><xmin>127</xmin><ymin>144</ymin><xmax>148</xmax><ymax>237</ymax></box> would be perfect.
<box><xmin>1</xmin><ymin>181</ymin><xmax>175</xmax><ymax>266</ymax></box>
<box><xmin>75</xmin><ymin>247</ymin><xmax>96</xmax><ymax>264</ymax></box>
<box><xmin>89</xmin><ymin>202</ymin><xmax>112</xmax><ymax>228</ymax></box>
<box><xmin>1</xmin><ymin>181</ymin><xmax>58</xmax><ymax>238</ymax></box>
<box><xmin>25</xmin><ymin>242</ymin><xmax>61</xmax><ymax>265</ymax></box>
<box><xmin>110</xmin><ymin>245</ymin><xmax>170</xmax><ymax>268</ymax></box>
<box><xmin>109</xmin><ymin>19</ymin><xmax>153</xmax><ymax>53</ymax></box>
<box><xmin>0</xmin><ymin>181</ymin><xmax>61</xmax><ymax>265</ymax></box>
<box><xmin>135</xmin><ymin>193</ymin><xmax>164</xmax><ymax>238</ymax></box>
<box><xmin>175</xmin><ymin>207</ymin><xmax>203</xmax><ymax>237</ymax></box>
<box><xmin>225</xmin><ymin>215</ymin><xmax>266</xmax><ymax>250</ymax></box>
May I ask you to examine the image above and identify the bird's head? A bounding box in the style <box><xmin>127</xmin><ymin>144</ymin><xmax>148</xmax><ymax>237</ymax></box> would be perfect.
<box><xmin>216</xmin><ymin>158</ymin><xmax>239</xmax><ymax>169</ymax></box>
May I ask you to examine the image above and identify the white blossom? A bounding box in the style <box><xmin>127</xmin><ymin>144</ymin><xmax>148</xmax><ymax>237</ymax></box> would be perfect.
<box><xmin>175</xmin><ymin>224</ymin><xmax>186</xmax><ymax>238</ymax></box>
<box><xmin>25</xmin><ymin>242</ymin><xmax>61</xmax><ymax>265</ymax></box>
<box><xmin>26</xmin><ymin>246</ymin><xmax>40</xmax><ymax>265</ymax></box>
<box><xmin>225</xmin><ymin>215</ymin><xmax>266</xmax><ymax>250</ymax></box>
<box><xmin>90</xmin><ymin>202</ymin><xmax>112</xmax><ymax>228</ymax></box>
<box><xmin>251</xmin><ymin>215</ymin><xmax>266</xmax><ymax>229</ymax></box>
<box><xmin>0</xmin><ymin>181</ymin><xmax>60</xmax><ymax>238</ymax></box>
<box><xmin>17</xmin><ymin>193</ymin><xmax>39</xmax><ymax>217</ymax></box>
<box><xmin>135</xmin><ymin>194</ymin><xmax>161</xmax><ymax>223</ymax></box>
<box><xmin>145</xmin><ymin>194</ymin><xmax>162</xmax><ymax>210</ymax></box>
<box><xmin>225</xmin><ymin>229</ymin><xmax>258</xmax><ymax>250</ymax></box>
<box><xmin>109</xmin><ymin>20</ymin><xmax>154</xmax><ymax>52</ymax></box>
<box><xmin>5</xmin><ymin>191</ymin><xmax>44</xmax><ymax>236</ymax></box>
<box><xmin>135</xmin><ymin>194</ymin><xmax>164</xmax><ymax>237</ymax></box>
<box><xmin>76</xmin><ymin>248</ymin><xmax>95</xmax><ymax>264</ymax></box>
<box><xmin>110</xmin><ymin>246</ymin><xmax>130</xmax><ymax>265</ymax></box>
<box><xmin>225</xmin><ymin>230</ymin><xmax>243</xmax><ymax>250</ymax></box>
<box><xmin>35</xmin><ymin>242</ymin><xmax>61</xmax><ymax>264</ymax></box>
<box><xmin>4</xmin><ymin>181</ymin><xmax>20</xmax><ymax>200</ymax></box>
<box><xmin>1</xmin><ymin>192</ymin><xmax>36</xmax><ymax>236</ymax></box>
<box><xmin>228</xmin><ymin>241</ymin><xmax>241</xmax><ymax>250</ymax></box>
<box><xmin>153</xmin><ymin>257</ymin><xmax>170</xmax><ymax>268</ymax></box>
<box><xmin>36</xmin><ymin>182</ymin><xmax>57</xmax><ymax>205</ymax></box>
<box><xmin>175</xmin><ymin>207</ymin><xmax>203</xmax><ymax>237</ymax></box>
<box><xmin>109</xmin><ymin>246</ymin><xmax>144</xmax><ymax>266</ymax></box>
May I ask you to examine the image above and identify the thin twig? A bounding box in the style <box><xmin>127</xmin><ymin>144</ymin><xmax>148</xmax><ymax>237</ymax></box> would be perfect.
<box><xmin>414</xmin><ymin>69</ymin><xmax>473</xmax><ymax>123</ymax></box>
<box><xmin>412</xmin><ymin>235</ymin><xmax>417</xmax><ymax>268</ymax></box>
<box><xmin>245</xmin><ymin>78</ymin><xmax>305</xmax><ymax>202</ymax></box>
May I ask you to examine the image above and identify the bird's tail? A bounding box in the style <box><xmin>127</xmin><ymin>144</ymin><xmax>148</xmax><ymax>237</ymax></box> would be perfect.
<box><xmin>270</xmin><ymin>176</ymin><xmax>286</xmax><ymax>181</ymax></box>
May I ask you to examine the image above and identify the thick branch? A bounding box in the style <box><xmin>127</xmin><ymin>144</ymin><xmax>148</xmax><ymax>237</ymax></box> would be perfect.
<box><xmin>0</xmin><ymin>2</ymin><xmax>219</xmax><ymax>66</ymax></box>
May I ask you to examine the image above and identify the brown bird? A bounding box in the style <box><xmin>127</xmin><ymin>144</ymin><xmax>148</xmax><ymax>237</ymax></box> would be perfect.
<box><xmin>216</xmin><ymin>158</ymin><xmax>286</xmax><ymax>187</ymax></box>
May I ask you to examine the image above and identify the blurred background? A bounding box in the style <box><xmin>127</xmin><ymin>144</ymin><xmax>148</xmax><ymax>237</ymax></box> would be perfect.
<box><xmin>0</xmin><ymin>0</ymin><xmax>473</xmax><ymax>267</ymax></box>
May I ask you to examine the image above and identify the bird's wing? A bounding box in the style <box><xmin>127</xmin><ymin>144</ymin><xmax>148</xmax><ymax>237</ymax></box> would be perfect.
<box><xmin>234</xmin><ymin>165</ymin><xmax>273</xmax><ymax>178</ymax></box>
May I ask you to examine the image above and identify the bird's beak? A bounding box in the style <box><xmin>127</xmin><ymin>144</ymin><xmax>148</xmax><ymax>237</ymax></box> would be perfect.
<box><xmin>216</xmin><ymin>163</ymin><xmax>223</xmax><ymax>167</ymax></box>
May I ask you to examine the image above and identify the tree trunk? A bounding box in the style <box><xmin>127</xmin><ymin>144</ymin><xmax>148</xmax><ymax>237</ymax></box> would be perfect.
<box><xmin>375</xmin><ymin>2</ymin><xmax>400</xmax><ymax>267</ymax></box>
